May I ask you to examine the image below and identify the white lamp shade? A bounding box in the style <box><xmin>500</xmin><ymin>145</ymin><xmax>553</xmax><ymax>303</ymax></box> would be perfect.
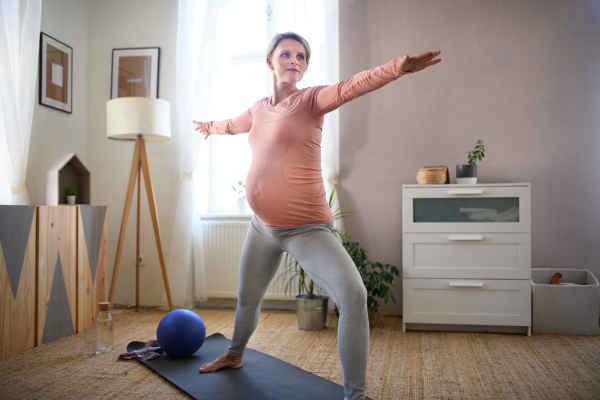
<box><xmin>106</xmin><ymin>97</ymin><xmax>171</xmax><ymax>142</ymax></box>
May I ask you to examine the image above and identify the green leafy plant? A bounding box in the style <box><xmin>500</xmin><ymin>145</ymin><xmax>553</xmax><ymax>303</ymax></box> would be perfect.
<box><xmin>278</xmin><ymin>187</ymin><xmax>355</xmax><ymax>299</ymax></box>
<box><xmin>278</xmin><ymin>187</ymin><xmax>399</xmax><ymax>313</ymax></box>
<box><xmin>467</xmin><ymin>140</ymin><xmax>485</xmax><ymax>165</ymax></box>
<box><xmin>338</xmin><ymin>232</ymin><xmax>400</xmax><ymax>313</ymax></box>
<box><xmin>231</xmin><ymin>180</ymin><xmax>246</xmax><ymax>198</ymax></box>
<box><xmin>65</xmin><ymin>186</ymin><xmax>78</xmax><ymax>196</ymax></box>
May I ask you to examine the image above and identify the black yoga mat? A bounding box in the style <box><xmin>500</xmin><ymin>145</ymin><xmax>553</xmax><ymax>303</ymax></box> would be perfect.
<box><xmin>127</xmin><ymin>333</ymin><xmax>372</xmax><ymax>400</ymax></box>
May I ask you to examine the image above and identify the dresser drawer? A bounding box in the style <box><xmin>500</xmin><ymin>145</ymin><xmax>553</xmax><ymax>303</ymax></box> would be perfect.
<box><xmin>403</xmin><ymin>185</ymin><xmax>530</xmax><ymax>199</ymax></box>
<box><xmin>402</xmin><ymin>184</ymin><xmax>531</xmax><ymax>233</ymax></box>
<box><xmin>403</xmin><ymin>233</ymin><xmax>531</xmax><ymax>279</ymax></box>
<box><xmin>403</xmin><ymin>278</ymin><xmax>531</xmax><ymax>327</ymax></box>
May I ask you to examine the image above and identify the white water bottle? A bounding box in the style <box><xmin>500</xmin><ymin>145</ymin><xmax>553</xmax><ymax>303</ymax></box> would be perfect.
<box><xmin>97</xmin><ymin>302</ymin><xmax>114</xmax><ymax>352</ymax></box>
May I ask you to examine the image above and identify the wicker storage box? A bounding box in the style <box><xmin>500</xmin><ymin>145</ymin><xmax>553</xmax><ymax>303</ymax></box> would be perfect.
<box><xmin>416</xmin><ymin>166</ymin><xmax>450</xmax><ymax>184</ymax></box>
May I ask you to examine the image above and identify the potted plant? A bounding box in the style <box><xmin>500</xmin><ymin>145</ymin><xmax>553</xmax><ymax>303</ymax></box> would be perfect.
<box><xmin>280</xmin><ymin>244</ymin><xmax>330</xmax><ymax>331</ymax></box>
<box><xmin>280</xmin><ymin>188</ymin><xmax>401</xmax><ymax>329</ymax></box>
<box><xmin>337</xmin><ymin>232</ymin><xmax>400</xmax><ymax>327</ymax></box>
<box><xmin>324</xmin><ymin>190</ymin><xmax>400</xmax><ymax>326</ymax></box>
<box><xmin>456</xmin><ymin>139</ymin><xmax>485</xmax><ymax>184</ymax></box>
<box><xmin>65</xmin><ymin>186</ymin><xmax>78</xmax><ymax>205</ymax></box>
<box><xmin>231</xmin><ymin>180</ymin><xmax>248</xmax><ymax>214</ymax></box>
<box><xmin>279</xmin><ymin>187</ymin><xmax>355</xmax><ymax>331</ymax></box>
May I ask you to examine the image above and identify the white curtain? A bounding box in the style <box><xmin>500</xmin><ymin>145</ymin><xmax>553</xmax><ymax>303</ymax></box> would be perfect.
<box><xmin>0</xmin><ymin>0</ymin><xmax>41</xmax><ymax>205</ymax></box>
<box><xmin>167</xmin><ymin>0</ymin><xmax>232</xmax><ymax>308</ymax></box>
<box><xmin>274</xmin><ymin>0</ymin><xmax>342</xmax><ymax>233</ymax></box>
<box><xmin>168</xmin><ymin>0</ymin><xmax>339</xmax><ymax>308</ymax></box>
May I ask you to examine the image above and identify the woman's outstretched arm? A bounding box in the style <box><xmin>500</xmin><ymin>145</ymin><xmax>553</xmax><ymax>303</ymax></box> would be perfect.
<box><xmin>193</xmin><ymin>99</ymin><xmax>264</xmax><ymax>139</ymax></box>
<box><xmin>193</xmin><ymin>111</ymin><xmax>252</xmax><ymax>139</ymax></box>
<box><xmin>313</xmin><ymin>50</ymin><xmax>441</xmax><ymax>115</ymax></box>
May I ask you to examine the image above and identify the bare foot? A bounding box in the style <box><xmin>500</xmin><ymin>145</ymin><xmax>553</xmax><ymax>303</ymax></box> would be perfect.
<box><xmin>199</xmin><ymin>353</ymin><xmax>243</xmax><ymax>373</ymax></box>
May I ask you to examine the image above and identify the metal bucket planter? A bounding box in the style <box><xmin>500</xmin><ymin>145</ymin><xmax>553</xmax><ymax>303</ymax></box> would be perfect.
<box><xmin>368</xmin><ymin>308</ymin><xmax>376</xmax><ymax>328</ymax></box>
<box><xmin>296</xmin><ymin>294</ymin><xmax>329</xmax><ymax>331</ymax></box>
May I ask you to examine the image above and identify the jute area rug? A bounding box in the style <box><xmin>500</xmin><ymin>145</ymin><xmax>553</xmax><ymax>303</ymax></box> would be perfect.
<box><xmin>1</xmin><ymin>309</ymin><xmax>599</xmax><ymax>400</ymax></box>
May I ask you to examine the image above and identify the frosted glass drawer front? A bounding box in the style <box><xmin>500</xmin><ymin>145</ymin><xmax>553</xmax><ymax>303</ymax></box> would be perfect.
<box><xmin>402</xmin><ymin>190</ymin><xmax>531</xmax><ymax>233</ymax></box>
<box><xmin>403</xmin><ymin>233</ymin><xmax>531</xmax><ymax>279</ymax></box>
<box><xmin>414</xmin><ymin>197</ymin><xmax>519</xmax><ymax>223</ymax></box>
<box><xmin>403</xmin><ymin>278</ymin><xmax>531</xmax><ymax>327</ymax></box>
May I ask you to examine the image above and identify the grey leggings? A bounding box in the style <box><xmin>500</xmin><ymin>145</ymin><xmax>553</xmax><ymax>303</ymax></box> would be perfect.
<box><xmin>227</xmin><ymin>215</ymin><xmax>369</xmax><ymax>400</ymax></box>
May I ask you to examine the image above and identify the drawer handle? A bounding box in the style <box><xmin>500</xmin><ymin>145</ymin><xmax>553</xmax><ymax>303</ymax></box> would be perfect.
<box><xmin>448</xmin><ymin>189</ymin><xmax>483</xmax><ymax>195</ymax></box>
<box><xmin>449</xmin><ymin>281</ymin><xmax>483</xmax><ymax>287</ymax></box>
<box><xmin>448</xmin><ymin>235</ymin><xmax>483</xmax><ymax>241</ymax></box>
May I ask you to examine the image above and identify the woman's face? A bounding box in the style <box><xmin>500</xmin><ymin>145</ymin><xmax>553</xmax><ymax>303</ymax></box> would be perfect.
<box><xmin>267</xmin><ymin>38</ymin><xmax>308</xmax><ymax>84</ymax></box>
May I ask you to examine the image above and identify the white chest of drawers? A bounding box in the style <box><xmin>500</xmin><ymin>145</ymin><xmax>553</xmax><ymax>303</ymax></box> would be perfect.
<box><xmin>402</xmin><ymin>183</ymin><xmax>532</xmax><ymax>336</ymax></box>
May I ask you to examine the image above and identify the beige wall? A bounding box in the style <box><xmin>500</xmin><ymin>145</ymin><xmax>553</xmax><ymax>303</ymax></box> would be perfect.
<box><xmin>86</xmin><ymin>0</ymin><xmax>179</xmax><ymax>307</ymax></box>
<box><xmin>28</xmin><ymin>0</ymin><xmax>90</xmax><ymax>205</ymax></box>
<box><xmin>29</xmin><ymin>0</ymin><xmax>600</xmax><ymax>311</ymax></box>
<box><xmin>339</xmin><ymin>0</ymin><xmax>600</xmax><ymax>313</ymax></box>
<box><xmin>29</xmin><ymin>0</ymin><xmax>179</xmax><ymax>307</ymax></box>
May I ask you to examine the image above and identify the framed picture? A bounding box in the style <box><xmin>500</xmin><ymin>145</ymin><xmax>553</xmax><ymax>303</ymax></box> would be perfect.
<box><xmin>39</xmin><ymin>33</ymin><xmax>73</xmax><ymax>113</ymax></box>
<box><xmin>111</xmin><ymin>47</ymin><xmax>160</xmax><ymax>99</ymax></box>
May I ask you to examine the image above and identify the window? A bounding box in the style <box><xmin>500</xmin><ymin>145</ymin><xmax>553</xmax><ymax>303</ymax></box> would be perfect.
<box><xmin>196</xmin><ymin>0</ymin><xmax>328</xmax><ymax>214</ymax></box>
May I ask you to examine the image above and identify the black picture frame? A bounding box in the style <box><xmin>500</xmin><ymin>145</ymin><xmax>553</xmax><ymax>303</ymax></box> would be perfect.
<box><xmin>110</xmin><ymin>47</ymin><xmax>160</xmax><ymax>99</ymax></box>
<box><xmin>39</xmin><ymin>32</ymin><xmax>73</xmax><ymax>113</ymax></box>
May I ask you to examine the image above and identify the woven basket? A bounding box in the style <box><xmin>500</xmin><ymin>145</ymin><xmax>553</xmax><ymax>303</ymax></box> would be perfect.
<box><xmin>416</xmin><ymin>166</ymin><xmax>449</xmax><ymax>184</ymax></box>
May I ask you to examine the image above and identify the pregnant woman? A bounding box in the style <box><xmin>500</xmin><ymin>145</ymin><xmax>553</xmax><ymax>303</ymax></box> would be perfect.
<box><xmin>193</xmin><ymin>32</ymin><xmax>441</xmax><ymax>400</ymax></box>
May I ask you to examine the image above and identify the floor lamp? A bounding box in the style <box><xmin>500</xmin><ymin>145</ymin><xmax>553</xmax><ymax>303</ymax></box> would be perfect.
<box><xmin>106</xmin><ymin>97</ymin><xmax>174</xmax><ymax>311</ymax></box>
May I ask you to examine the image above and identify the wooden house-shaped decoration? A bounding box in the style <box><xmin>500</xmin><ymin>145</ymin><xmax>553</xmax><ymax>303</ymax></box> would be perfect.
<box><xmin>46</xmin><ymin>153</ymin><xmax>91</xmax><ymax>205</ymax></box>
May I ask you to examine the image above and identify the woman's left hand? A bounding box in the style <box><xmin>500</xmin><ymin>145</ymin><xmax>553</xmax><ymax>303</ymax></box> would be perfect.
<box><xmin>398</xmin><ymin>50</ymin><xmax>441</xmax><ymax>73</ymax></box>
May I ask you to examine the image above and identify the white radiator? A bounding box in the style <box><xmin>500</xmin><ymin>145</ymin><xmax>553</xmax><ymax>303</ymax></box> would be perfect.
<box><xmin>201</xmin><ymin>218</ymin><xmax>298</xmax><ymax>300</ymax></box>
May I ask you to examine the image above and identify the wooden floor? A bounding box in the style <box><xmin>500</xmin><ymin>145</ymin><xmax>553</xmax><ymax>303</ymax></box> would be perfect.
<box><xmin>1</xmin><ymin>309</ymin><xmax>599</xmax><ymax>399</ymax></box>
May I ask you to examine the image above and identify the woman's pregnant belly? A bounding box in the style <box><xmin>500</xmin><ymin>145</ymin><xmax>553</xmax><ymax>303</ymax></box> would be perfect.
<box><xmin>245</xmin><ymin>117</ymin><xmax>332</xmax><ymax>227</ymax></box>
<box><xmin>246</xmin><ymin>158</ymin><xmax>332</xmax><ymax>227</ymax></box>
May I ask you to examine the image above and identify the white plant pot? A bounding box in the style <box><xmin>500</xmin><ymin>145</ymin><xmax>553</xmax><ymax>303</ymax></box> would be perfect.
<box><xmin>67</xmin><ymin>195</ymin><xmax>76</xmax><ymax>205</ymax></box>
<box><xmin>456</xmin><ymin>177</ymin><xmax>477</xmax><ymax>184</ymax></box>
<box><xmin>236</xmin><ymin>197</ymin><xmax>249</xmax><ymax>214</ymax></box>
<box><xmin>456</xmin><ymin>164</ymin><xmax>477</xmax><ymax>184</ymax></box>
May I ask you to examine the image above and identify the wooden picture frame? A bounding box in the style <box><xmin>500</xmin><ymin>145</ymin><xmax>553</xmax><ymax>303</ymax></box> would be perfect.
<box><xmin>111</xmin><ymin>47</ymin><xmax>160</xmax><ymax>99</ymax></box>
<box><xmin>39</xmin><ymin>33</ymin><xmax>73</xmax><ymax>113</ymax></box>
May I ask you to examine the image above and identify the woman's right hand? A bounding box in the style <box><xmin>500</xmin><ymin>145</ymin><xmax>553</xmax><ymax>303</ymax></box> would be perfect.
<box><xmin>193</xmin><ymin>120</ymin><xmax>210</xmax><ymax>139</ymax></box>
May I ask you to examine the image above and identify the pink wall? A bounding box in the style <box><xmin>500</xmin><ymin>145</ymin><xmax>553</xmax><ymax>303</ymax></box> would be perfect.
<box><xmin>338</xmin><ymin>0</ymin><xmax>600</xmax><ymax>313</ymax></box>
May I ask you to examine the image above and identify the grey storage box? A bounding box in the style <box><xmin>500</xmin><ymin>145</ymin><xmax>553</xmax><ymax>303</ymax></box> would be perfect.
<box><xmin>531</xmin><ymin>269</ymin><xmax>599</xmax><ymax>335</ymax></box>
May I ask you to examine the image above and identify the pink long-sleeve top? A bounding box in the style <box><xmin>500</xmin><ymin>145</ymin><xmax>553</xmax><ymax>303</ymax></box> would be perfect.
<box><xmin>202</xmin><ymin>57</ymin><xmax>408</xmax><ymax>227</ymax></box>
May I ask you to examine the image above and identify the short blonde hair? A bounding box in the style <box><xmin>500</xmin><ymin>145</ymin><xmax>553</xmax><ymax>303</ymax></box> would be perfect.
<box><xmin>266</xmin><ymin>32</ymin><xmax>311</xmax><ymax>67</ymax></box>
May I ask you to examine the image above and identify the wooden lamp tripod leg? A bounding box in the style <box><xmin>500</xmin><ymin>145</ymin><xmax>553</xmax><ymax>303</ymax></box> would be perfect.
<box><xmin>108</xmin><ymin>137</ymin><xmax>174</xmax><ymax>312</ymax></box>
<box><xmin>136</xmin><ymin>163</ymin><xmax>141</xmax><ymax>312</ymax></box>
<box><xmin>138</xmin><ymin>139</ymin><xmax>174</xmax><ymax>311</ymax></box>
<box><xmin>108</xmin><ymin>138</ymin><xmax>141</xmax><ymax>305</ymax></box>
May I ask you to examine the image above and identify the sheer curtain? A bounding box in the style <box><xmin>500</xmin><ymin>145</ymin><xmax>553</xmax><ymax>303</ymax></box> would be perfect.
<box><xmin>168</xmin><ymin>0</ymin><xmax>340</xmax><ymax>308</ymax></box>
<box><xmin>167</xmin><ymin>0</ymin><xmax>232</xmax><ymax>308</ymax></box>
<box><xmin>275</xmin><ymin>0</ymin><xmax>342</xmax><ymax>233</ymax></box>
<box><xmin>0</xmin><ymin>0</ymin><xmax>41</xmax><ymax>205</ymax></box>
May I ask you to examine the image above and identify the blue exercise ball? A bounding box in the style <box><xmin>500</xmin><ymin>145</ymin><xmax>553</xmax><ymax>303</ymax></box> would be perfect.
<box><xmin>157</xmin><ymin>309</ymin><xmax>206</xmax><ymax>358</ymax></box>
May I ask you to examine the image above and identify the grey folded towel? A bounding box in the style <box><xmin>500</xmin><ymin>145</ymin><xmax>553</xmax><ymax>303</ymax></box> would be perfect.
<box><xmin>119</xmin><ymin>340</ymin><xmax>163</xmax><ymax>360</ymax></box>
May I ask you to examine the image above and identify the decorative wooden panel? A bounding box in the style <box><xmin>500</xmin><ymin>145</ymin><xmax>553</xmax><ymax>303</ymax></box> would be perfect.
<box><xmin>0</xmin><ymin>206</ymin><xmax>36</xmax><ymax>360</ymax></box>
<box><xmin>37</xmin><ymin>206</ymin><xmax>77</xmax><ymax>346</ymax></box>
<box><xmin>77</xmin><ymin>205</ymin><xmax>108</xmax><ymax>331</ymax></box>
